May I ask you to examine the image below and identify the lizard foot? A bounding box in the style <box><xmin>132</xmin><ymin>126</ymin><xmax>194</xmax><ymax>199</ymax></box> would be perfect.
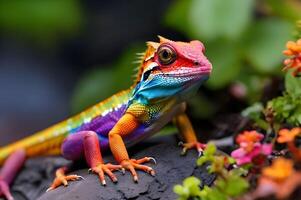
<box><xmin>179</xmin><ymin>141</ymin><xmax>206</xmax><ymax>157</ymax></box>
<box><xmin>0</xmin><ymin>179</ymin><xmax>13</xmax><ymax>200</ymax></box>
<box><xmin>88</xmin><ymin>163</ymin><xmax>122</xmax><ymax>186</ymax></box>
<box><xmin>120</xmin><ymin>157</ymin><xmax>156</xmax><ymax>182</ymax></box>
<box><xmin>46</xmin><ymin>167</ymin><xmax>83</xmax><ymax>192</ymax></box>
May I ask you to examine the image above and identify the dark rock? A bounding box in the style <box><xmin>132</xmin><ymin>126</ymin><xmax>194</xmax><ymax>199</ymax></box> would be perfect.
<box><xmin>2</xmin><ymin>136</ymin><xmax>215</xmax><ymax>200</ymax></box>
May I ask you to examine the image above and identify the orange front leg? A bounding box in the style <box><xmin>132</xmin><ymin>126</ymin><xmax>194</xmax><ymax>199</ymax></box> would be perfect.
<box><xmin>108</xmin><ymin>113</ymin><xmax>155</xmax><ymax>182</ymax></box>
<box><xmin>174</xmin><ymin>113</ymin><xmax>206</xmax><ymax>156</ymax></box>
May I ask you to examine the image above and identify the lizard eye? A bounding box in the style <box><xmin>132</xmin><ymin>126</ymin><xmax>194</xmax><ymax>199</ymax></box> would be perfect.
<box><xmin>158</xmin><ymin>45</ymin><xmax>177</xmax><ymax>65</ymax></box>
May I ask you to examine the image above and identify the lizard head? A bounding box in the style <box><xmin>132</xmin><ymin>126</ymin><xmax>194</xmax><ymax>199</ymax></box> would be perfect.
<box><xmin>132</xmin><ymin>36</ymin><xmax>212</xmax><ymax>103</ymax></box>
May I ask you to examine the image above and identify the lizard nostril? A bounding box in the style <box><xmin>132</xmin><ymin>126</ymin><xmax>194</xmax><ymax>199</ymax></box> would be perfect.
<box><xmin>194</xmin><ymin>61</ymin><xmax>200</xmax><ymax>66</ymax></box>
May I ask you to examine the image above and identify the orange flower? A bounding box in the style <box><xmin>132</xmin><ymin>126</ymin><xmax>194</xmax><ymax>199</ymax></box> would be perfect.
<box><xmin>236</xmin><ymin>130</ymin><xmax>263</xmax><ymax>144</ymax></box>
<box><xmin>262</xmin><ymin>158</ymin><xmax>294</xmax><ymax>182</ymax></box>
<box><xmin>254</xmin><ymin>164</ymin><xmax>301</xmax><ymax>199</ymax></box>
<box><xmin>234</xmin><ymin>130</ymin><xmax>264</xmax><ymax>153</ymax></box>
<box><xmin>277</xmin><ymin>127</ymin><xmax>301</xmax><ymax>143</ymax></box>
<box><xmin>283</xmin><ymin>39</ymin><xmax>301</xmax><ymax>76</ymax></box>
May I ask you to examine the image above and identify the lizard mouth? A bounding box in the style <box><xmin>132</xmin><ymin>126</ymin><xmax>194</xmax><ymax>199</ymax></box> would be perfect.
<box><xmin>162</xmin><ymin>66</ymin><xmax>212</xmax><ymax>78</ymax></box>
<box><xmin>196</xmin><ymin>61</ymin><xmax>213</xmax><ymax>74</ymax></box>
<box><xmin>197</xmin><ymin>66</ymin><xmax>212</xmax><ymax>75</ymax></box>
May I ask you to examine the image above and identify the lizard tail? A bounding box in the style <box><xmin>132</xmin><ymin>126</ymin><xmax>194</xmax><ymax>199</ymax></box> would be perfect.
<box><xmin>0</xmin><ymin>120</ymin><xmax>69</xmax><ymax>166</ymax></box>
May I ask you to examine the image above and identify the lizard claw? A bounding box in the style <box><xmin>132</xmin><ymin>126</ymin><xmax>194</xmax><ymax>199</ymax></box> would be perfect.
<box><xmin>0</xmin><ymin>179</ymin><xmax>14</xmax><ymax>200</ymax></box>
<box><xmin>89</xmin><ymin>163</ymin><xmax>122</xmax><ymax>186</ymax></box>
<box><xmin>121</xmin><ymin>157</ymin><xmax>156</xmax><ymax>182</ymax></box>
<box><xmin>178</xmin><ymin>141</ymin><xmax>184</xmax><ymax>146</ymax></box>
<box><xmin>77</xmin><ymin>175</ymin><xmax>85</xmax><ymax>180</ymax></box>
<box><xmin>179</xmin><ymin>141</ymin><xmax>206</xmax><ymax>156</ymax></box>
<box><xmin>131</xmin><ymin>157</ymin><xmax>157</xmax><ymax>165</ymax></box>
<box><xmin>148</xmin><ymin>157</ymin><xmax>157</xmax><ymax>165</ymax></box>
<box><xmin>121</xmin><ymin>168</ymin><xmax>126</xmax><ymax>175</ymax></box>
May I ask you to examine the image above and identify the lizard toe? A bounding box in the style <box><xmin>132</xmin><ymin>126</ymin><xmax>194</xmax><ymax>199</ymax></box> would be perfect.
<box><xmin>47</xmin><ymin>174</ymin><xmax>82</xmax><ymax>192</ymax></box>
<box><xmin>121</xmin><ymin>158</ymin><xmax>156</xmax><ymax>182</ymax></box>
<box><xmin>89</xmin><ymin>163</ymin><xmax>122</xmax><ymax>185</ymax></box>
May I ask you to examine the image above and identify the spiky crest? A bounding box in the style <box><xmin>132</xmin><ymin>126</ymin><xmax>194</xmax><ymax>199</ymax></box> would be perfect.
<box><xmin>158</xmin><ymin>35</ymin><xmax>173</xmax><ymax>43</ymax></box>
<box><xmin>132</xmin><ymin>40</ymin><xmax>160</xmax><ymax>85</ymax></box>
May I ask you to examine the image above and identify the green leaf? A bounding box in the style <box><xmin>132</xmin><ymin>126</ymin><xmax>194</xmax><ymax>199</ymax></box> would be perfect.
<box><xmin>188</xmin><ymin>0</ymin><xmax>254</xmax><ymax>40</ymax></box>
<box><xmin>267</xmin><ymin>93</ymin><xmax>301</xmax><ymax>126</ymax></box>
<box><xmin>197</xmin><ymin>143</ymin><xmax>216</xmax><ymax>166</ymax></box>
<box><xmin>297</xmin><ymin>112</ymin><xmax>301</xmax><ymax>124</ymax></box>
<box><xmin>241</xmin><ymin>101</ymin><xmax>269</xmax><ymax>130</ymax></box>
<box><xmin>199</xmin><ymin>186</ymin><xmax>211</xmax><ymax>199</ymax></box>
<box><xmin>244</xmin><ymin>18</ymin><xmax>293</xmax><ymax>73</ymax></box>
<box><xmin>221</xmin><ymin>175</ymin><xmax>249</xmax><ymax>197</ymax></box>
<box><xmin>174</xmin><ymin>177</ymin><xmax>202</xmax><ymax>199</ymax></box>
<box><xmin>183</xmin><ymin>177</ymin><xmax>201</xmax><ymax>188</ymax></box>
<box><xmin>227</xmin><ymin>157</ymin><xmax>236</xmax><ymax>165</ymax></box>
<box><xmin>242</xmin><ymin>102</ymin><xmax>264</xmax><ymax>118</ymax></box>
<box><xmin>285</xmin><ymin>72</ymin><xmax>301</xmax><ymax>96</ymax></box>
<box><xmin>174</xmin><ymin>185</ymin><xmax>187</xmax><ymax>196</ymax></box>
<box><xmin>204</xmin><ymin>143</ymin><xmax>216</xmax><ymax>156</ymax></box>
<box><xmin>215</xmin><ymin>178</ymin><xmax>226</xmax><ymax>190</ymax></box>
<box><xmin>231</xmin><ymin>167</ymin><xmax>249</xmax><ymax>176</ymax></box>
<box><xmin>206</xmin><ymin>187</ymin><xmax>228</xmax><ymax>200</ymax></box>
<box><xmin>206</xmin><ymin>40</ymin><xmax>241</xmax><ymax>89</ymax></box>
<box><xmin>197</xmin><ymin>156</ymin><xmax>209</xmax><ymax>166</ymax></box>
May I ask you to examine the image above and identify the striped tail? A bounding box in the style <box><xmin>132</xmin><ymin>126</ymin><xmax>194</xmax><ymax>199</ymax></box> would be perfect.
<box><xmin>0</xmin><ymin>120</ymin><xmax>69</xmax><ymax>166</ymax></box>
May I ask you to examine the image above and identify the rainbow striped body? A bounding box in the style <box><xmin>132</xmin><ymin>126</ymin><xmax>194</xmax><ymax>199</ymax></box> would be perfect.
<box><xmin>0</xmin><ymin>89</ymin><xmax>133</xmax><ymax>165</ymax></box>
<box><xmin>0</xmin><ymin>86</ymin><xmax>183</xmax><ymax>165</ymax></box>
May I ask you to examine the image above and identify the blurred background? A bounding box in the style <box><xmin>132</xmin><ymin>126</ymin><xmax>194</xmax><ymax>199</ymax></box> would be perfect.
<box><xmin>0</xmin><ymin>0</ymin><xmax>300</xmax><ymax>146</ymax></box>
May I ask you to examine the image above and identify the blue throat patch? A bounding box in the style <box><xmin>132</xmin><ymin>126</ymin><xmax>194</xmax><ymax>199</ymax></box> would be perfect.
<box><xmin>128</xmin><ymin>74</ymin><xmax>208</xmax><ymax>105</ymax></box>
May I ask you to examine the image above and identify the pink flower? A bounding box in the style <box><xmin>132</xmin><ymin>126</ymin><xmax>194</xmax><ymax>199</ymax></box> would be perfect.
<box><xmin>231</xmin><ymin>131</ymin><xmax>272</xmax><ymax>165</ymax></box>
<box><xmin>231</xmin><ymin>143</ymin><xmax>272</xmax><ymax>165</ymax></box>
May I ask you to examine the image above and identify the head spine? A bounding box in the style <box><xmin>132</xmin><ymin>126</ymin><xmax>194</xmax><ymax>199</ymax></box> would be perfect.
<box><xmin>133</xmin><ymin>39</ymin><xmax>162</xmax><ymax>85</ymax></box>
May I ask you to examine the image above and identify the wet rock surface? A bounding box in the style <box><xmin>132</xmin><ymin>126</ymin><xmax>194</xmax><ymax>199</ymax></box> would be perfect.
<box><xmin>2</xmin><ymin>136</ymin><xmax>215</xmax><ymax>200</ymax></box>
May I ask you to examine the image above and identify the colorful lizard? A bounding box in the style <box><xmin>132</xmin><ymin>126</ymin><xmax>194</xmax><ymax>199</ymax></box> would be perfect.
<box><xmin>0</xmin><ymin>36</ymin><xmax>212</xmax><ymax>200</ymax></box>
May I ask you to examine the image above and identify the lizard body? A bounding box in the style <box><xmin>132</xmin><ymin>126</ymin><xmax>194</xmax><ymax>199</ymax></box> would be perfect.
<box><xmin>0</xmin><ymin>89</ymin><xmax>131</xmax><ymax>164</ymax></box>
<box><xmin>0</xmin><ymin>36</ymin><xmax>212</xmax><ymax>199</ymax></box>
